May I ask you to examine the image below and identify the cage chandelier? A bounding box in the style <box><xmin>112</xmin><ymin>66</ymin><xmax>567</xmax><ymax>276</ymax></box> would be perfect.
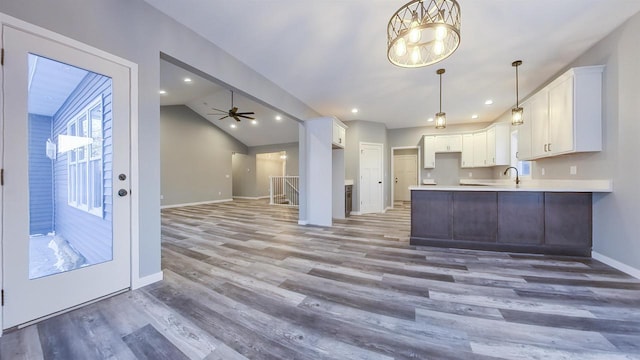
<box><xmin>387</xmin><ymin>0</ymin><xmax>461</xmax><ymax>68</ymax></box>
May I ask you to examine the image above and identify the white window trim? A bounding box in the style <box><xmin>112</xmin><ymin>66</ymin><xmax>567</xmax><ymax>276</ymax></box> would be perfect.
<box><xmin>66</xmin><ymin>96</ymin><xmax>104</xmax><ymax>217</ymax></box>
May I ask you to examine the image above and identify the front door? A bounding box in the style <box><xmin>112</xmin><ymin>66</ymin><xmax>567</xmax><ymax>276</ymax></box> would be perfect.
<box><xmin>2</xmin><ymin>26</ymin><xmax>132</xmax><ymax>328</ymax></box>
<box><xmin>360</xmin><ymin>143</ymin><xmax>383</xmax><ymax>214</ymax></box>
<box><xmin>394</xmin><ymin>154</ymin><xmax>417</xmax><ymax>202</ymax></box>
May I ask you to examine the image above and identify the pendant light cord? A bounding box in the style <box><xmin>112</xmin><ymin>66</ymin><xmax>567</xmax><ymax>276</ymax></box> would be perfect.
<box><xmin>515</xmin><ymin>65</ymin><xmax>519</xmax><ymax>107</ymax></box>
<box><xmin>439</xmin><ymin>71</ymin><xmax>442</xmax><ymax>112</ymax></box>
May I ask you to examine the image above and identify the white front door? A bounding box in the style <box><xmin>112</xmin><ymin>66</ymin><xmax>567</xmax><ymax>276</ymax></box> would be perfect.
<box><xmin>360</xmin><ymin>143</ymin><xmax>383</xmax><ymax>214</ymax></box>
<box><xmin>394</xmin><ymin>154</ymin><xmax>417</xmax><ymax>202</ymax></box>
<box><xmin>2</xmin><ymin>26</ymin><xmax>132</xmax><ymax>328</ymax></box>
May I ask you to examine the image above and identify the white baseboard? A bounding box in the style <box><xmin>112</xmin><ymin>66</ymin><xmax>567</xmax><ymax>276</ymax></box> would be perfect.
<box><xmin>232</xmin><ymin>196</ymin><xmax>270</xmax><ymax>200</ymax></box>
<box><xmin>132</xmin><ymin>271</ymin><xmax>164</xmax><ymax>289</ymax></box>
<box><xmin>350</xmin><ymin>211</ymin><xmax>362</xmax><ymax>216</ymax></box>
<box><xmin>298</xmin><ymin>220</ymin><xmax>308</xmax><ymax>225</ymax></box>
<box><xmin>383</xmin><ymin>206</ymin><xmax>393</xmax><ymax>213</ymax></box>
<box><xmin>161</xmin><ymin>199</ymin><xmax>233</xmax><ymax>209</ymax></box>
<box><xmin>592</xmin><ymin>251</ymin><xmax>640</xmax><ymax>279</ymax></box>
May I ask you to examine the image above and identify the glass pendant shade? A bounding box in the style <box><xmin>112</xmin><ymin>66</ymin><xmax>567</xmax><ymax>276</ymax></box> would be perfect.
<box><xmin>435</xmin><ymin>112</ymin><xmax>446</xmax><ymax>129</ymax></box>
<box><xmin>387</xmin><ymin>0</ymin><xmax>461</xmax><ymax>68</ymax></box>
<box><xmin>512</xmin><ymin>107</ymin><xmax>524</xmax><ymax>126</ymax></box>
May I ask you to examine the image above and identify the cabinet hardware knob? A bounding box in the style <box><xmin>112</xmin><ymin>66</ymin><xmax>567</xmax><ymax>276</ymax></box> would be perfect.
<box><xmin>118</xmin><ymin>189</ymin><xmax>128</xmax><ymax>197</ymax></box>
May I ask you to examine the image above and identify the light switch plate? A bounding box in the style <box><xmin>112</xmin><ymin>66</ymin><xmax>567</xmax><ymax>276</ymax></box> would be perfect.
<box><xmin>570</xmin><ymin>166</ymin><xmax>577</xmax><ymax>175</ymax></box>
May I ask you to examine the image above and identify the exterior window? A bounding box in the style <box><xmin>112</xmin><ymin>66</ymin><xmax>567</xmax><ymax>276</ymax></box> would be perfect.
<box><xmin>67</xmin><ymin>97</ymin><xmax>103</xmax><ymax>216</ymax></box>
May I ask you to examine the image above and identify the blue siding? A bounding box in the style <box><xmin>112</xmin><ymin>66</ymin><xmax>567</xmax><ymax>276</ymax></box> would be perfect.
<box><xmin>29</xmin><ymin>114</ymin><xmax>54</xmax><ymax>235</ymax></box>
<box><xmin>52</xmin><ymin>73</ymin><xmax>113</xmax><ymax>264</ymax></box>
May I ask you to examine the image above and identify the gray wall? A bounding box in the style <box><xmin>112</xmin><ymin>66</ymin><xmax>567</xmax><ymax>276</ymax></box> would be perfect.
<box><xmin>0</xmin><ymin>0</ymin><xmax>319</xmax><ymax>277</ymax></box>
<box><xmin>232</xmin><ymin>142</ymin><xmax>299</xmax><ymax>198</ymax></box>
<box><xmin>344</xmin><ymin>120</ymin><xmax>390</xmax><ymax>212</ymax></box>
<box><xmin>501</xmin><ymin>12</ymin><xmax>640</xmax><ymax>271</ymax></box>
<box><xmin>160</xmin><ymin>105</ymin><xmax>246</xmax><ymax>206</ymax></box>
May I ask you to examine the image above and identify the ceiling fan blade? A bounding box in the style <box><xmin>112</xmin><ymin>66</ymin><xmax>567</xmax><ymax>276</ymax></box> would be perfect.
<box><xmin>236</xmin><ymin>112</ymin><xmax>255</xmax><ymax>115</ymax></box>
<box><xmin>219</xmin><ymin>115</ymin><xmax>229</xmax><ymax>120</ymax></box>
<box><xmin>233</xmin><ymin>116</ymin><xmax>242</xmax><ymax>122</ymax></box>
<box><xmin>237</xmin><ymin>115</ymin><xmax>255</xmax><ymax>119</ymax></box>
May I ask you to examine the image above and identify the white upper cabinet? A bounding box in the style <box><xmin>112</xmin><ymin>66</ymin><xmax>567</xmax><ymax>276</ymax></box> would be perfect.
<box><xmin>473</xmin><ymin>131</ymin><xmax>488</xmax><ymax>167</ymax></box>
<box><xmin>487</xmin><ymin>122</ymin><xmax>510</xmax><ymax>166</ymax></box>
<box><xmin>517</xmin><ymin>102</ymin><xmax>533</xmax><ymax>160</ymax></box>
<box><xmin>461</xmin><ymin>134</ymin><xmax>474</xmax><ymax>168</ymax></box>
<box><xmin>519</xmin><ymin>65</ymin><xmax>604</xmax><ymax>160</ymax></box>
<box><xmin>423</xmin><ymin>135</ymin><xmax>436</xmax><ymax>168</ymax></box>
<box><xmin>434</xmin><ymin>134</ymin><xmax>462</xmax><ymax>152</ymax></box>
<box><xmin>332</xmin><ymin>119</ymin><xmax>347</xmax><ymax>148</ymax></box>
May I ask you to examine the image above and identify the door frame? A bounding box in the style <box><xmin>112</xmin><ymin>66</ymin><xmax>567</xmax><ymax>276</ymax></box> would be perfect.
<box><xmin>0</xmin><ymin>13</ymin><xmax>140</xmax><ymax>335</ymax></box>
<box><xmin>359</xmin><ymin>142</ymin><xmax>384</xmax><ymax>214</ymax></box>
<box><xmin>391</xmin><ymin>146</ymin><xmax>421</xmax><ymax>203</ymax></box>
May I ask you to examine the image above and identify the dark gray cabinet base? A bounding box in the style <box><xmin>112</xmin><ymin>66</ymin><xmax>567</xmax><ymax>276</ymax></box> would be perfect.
<box><xmin>410</xmin><ymin>190</ymin><xmax>592</xmax><ymax>257</ymax></box>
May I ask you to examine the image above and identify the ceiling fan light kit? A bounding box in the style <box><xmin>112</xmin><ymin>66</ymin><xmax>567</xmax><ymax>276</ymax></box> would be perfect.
<box><xmin>387</xmin><ymin>0</ymin><xmax>461</xmax><ymax>68</ymax></box>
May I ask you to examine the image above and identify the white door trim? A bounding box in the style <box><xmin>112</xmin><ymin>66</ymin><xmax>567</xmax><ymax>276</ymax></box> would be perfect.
<box><xmin>359</xmin><ymin>142</ymin><xmax>384</xmax><ymax>214</ymax></box>
<box><xmin>391</xmin><ymin>146</ymin><xmax>421</xmax><ymax>204</ymax></box>
<box><xmin>0</xmin><ymin>12</ymin><xmax>142</xmax><ymax>335</ymax></box>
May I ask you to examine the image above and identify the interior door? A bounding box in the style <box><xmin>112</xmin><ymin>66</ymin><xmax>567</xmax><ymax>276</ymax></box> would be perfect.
<box><xmin>2</xmin><ymin>26</ymin><xmax>131</xmax><ymax>328</ymax></box>
<box><xmin>394</xmin><ymin>154</ymin><xmax>417</xmax><ymax>202</ymax></box>
<box><xmin>360</xmin><ymin>143</ymin><xmax>383</xmax><ymax>214</ymax></box>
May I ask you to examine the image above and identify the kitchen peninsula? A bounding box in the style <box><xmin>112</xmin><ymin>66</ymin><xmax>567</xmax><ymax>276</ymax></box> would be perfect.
<box><xmin>410</xmin><ymin>180</ymin><xmax>612</xmax><ymax>257</ymax></box>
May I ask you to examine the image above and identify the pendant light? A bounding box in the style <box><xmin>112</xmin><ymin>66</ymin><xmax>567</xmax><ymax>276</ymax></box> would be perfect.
<box><xmin>387</xmin><ymin>0</ymin><xmax>461</xmax><ymax>68</ymax></box>
<box><xmin>435</xmin><ymin>68</ymin><xmax>446</xmax><ymax>129</ymax></box>
<box><xmin>511</xmin><ymin>60</ymin><xmax>524</xmax><ymax>126</ymax></box>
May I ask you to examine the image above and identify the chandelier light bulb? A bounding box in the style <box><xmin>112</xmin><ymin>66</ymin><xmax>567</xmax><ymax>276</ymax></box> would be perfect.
<box><xmin>411</xmin><ymin>47</ymin><xmax>421</xmax><ymax>64</ymax></box>
<box><xmin>433</xmin><ymin>41</ymin><xmax>444</xmax><ymax>55</ymax></box>
<box><xmin>395</xmin><ymin>38</ymin><xmax>407</xmax><ymax>57</ymax></box>
<box><xmin>409</xmin><ymin>20</ymin><xmax>422</xmax><ymax>43</ymax></box>
<box><xmin>435</xmin><ymin>25</ymin><xmax>447</xmax><ymax>41</ymax></box>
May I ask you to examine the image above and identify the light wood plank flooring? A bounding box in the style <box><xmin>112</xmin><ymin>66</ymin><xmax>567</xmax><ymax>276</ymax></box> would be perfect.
<box><xmin>2</xmin><ymin>199</ymin><xmax>640</xmax><ymax>359</ymax></box>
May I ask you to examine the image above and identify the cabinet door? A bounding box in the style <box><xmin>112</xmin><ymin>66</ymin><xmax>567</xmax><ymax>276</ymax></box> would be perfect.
<box><xmin>486</xmin><ymin>127</ymin><xmax>496</xmax><ymax>166</ymax></box>
<box><xmin>530</xmin><ymin>90</ymin><xmax>549</xmax><ymax>158</ymax></box>
<box><xmin>548</xmin><ymin>75</ymin><xmax>574</xmax><ymax>155</ymax></box>
<box><xmin>461</xmin><ymin>134</ymin><xmax>474</xmax><ymax>168</ymax></box>
<box><xmin>332</xmin><ymin>122</ymin><xmax>345</xmax><ymax>148</ymax></box>
<box><xmin>448</xmin><ymin>134</ymin><xmax>463</xmax><ymax>152</ymax></box>
<box><xmin>423</xmin><ymin>136</ymin><xmax>436</xmax><ymax>168</ymax></box>
<box><xmin>434</xmin><ymin>136</ymin><xmax>449</xmax><ymax>152</ymax></box>
<box><xmin>473</xmin><ymin>131</ymin><xmax>487</xmax><ymax>167</ymax></box>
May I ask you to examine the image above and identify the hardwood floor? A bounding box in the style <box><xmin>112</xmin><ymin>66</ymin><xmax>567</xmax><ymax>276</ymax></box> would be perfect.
<box><xmin>2</xmin><ymin>199</ymin><xmax>640</xmax><ymax>359</ymax></box>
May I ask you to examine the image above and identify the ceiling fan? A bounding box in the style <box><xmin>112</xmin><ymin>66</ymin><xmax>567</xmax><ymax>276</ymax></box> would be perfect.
<box><xmin>207</xmin><ymin>90</ymin><xmax>255</xmax><ymax>122</ymax></box>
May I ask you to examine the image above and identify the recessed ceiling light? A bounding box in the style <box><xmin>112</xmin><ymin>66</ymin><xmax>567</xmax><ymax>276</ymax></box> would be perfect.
<box><xmin>158</xmin><ymin>90</ymin><xmax>167</xmax><ymax>95</ymax></box>
<box><xmin>427</xmin><ymin>118</ymin><xmax>434</xmax><ymax>122</ymax></box>
<box><xmin>351</xmin><ymin>108</ymin><xmax>359</xmax><ymax>114</ymax></box>
<box><xmin>275</xmin><ymin>115</ymin><xmax>282</xmax><ymax>121</ymax></box>
<box><xmin>251</xmin><ymin>119</ymin><xmax>258</xmax><ymax>125</ymax></box>
<box><xmin>472</xmin><ymin>114</ymin><xmax>479</xmax><ymax>119</ymax></box>
<box><xmin>183</xmin><ymin>77</ymin><xmax>192</xmax><ymax>83</ymax></box>
<box><xmin>230</xmin><ymin>124</ymin><xmax>237</xmax><ymax>129</ymax></box>
<box><xmin>484</xmin><ymin>99</ymin><xmax>493</xmax><ymax>105</ymax></box>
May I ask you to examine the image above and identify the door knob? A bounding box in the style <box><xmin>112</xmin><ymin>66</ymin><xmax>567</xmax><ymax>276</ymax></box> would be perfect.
<box><xmin>118</xmin><ymin>189</ymin><xmax>128</xmax><ymax>197</ymax></box>
<box><xmin>378</xmin><ymin>181</ymin><xmax>382</xmax><ymax>184</ymax></box>
<box><xmin>118</xmin><ymin>174</ymin><xmax>127</xmax><ymax>181</ymax></box>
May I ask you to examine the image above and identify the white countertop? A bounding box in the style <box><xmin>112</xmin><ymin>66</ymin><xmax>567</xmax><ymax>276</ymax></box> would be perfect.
<box><xmin>410</xmin><ymin>179</ymin><xmax>613</xmax><ymax>193</ymax></box>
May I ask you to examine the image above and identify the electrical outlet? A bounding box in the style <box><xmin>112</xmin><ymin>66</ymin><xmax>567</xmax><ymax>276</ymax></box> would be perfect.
<box><xmin>570</xmin><ymin>165</ymin><xmax>577</xmax><ymax>175</ymax></box>
<box><xmin>218</xmin><ymin>191</ymin><xmax>222</xmax><ymax>196</ymax></box>
<box><xmin>469</xmin><ymin>172</ymin><xmax>473</xmax><ymax>178</ymax></box>
<box><xmin>160</xmin><ymin>195</ymin><xmax>164</xmax><ymax>200</ymax></box>
<box><xmin>427</xmin><ymin>172</ymin><xmax>431</xmax><ymax>178</ymax></box>
<box><xmin>541</xmin><ymin>168</ymin><xmax>546</xmax><ymax>176</ymax></box>
<box><xmin>225</xmin><ymin>174</ymin><xmax>230</xmax><ymax>178</ymax></box>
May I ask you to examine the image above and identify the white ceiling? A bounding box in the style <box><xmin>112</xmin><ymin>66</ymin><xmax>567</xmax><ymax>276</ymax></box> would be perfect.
<box><xmin>148</xmin><ymin>0</ymin><xmax>640</xmax><ymax>130</ymax></box>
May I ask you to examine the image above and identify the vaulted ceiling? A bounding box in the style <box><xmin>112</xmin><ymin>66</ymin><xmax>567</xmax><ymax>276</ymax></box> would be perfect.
<box><xmin>149</xmin><ymin>0</ymin><xmax>640</xmax><ymax>133</ymax></box>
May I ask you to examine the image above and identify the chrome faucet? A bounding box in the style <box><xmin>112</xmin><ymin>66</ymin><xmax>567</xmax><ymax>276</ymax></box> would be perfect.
<box><xmin>503</xmin><ymin>166</ymin><xmax>520</xmax><ymax>185</ymax></box>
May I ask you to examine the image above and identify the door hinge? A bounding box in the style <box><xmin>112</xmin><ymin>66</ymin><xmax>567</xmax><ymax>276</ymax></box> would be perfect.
<box><xmin>1</xmin><ymin>168</ymin><xmax>4</xmax><ymax>186</ymax></box>
<box><xmin>1</xmin><ymin>289</ymin><xmax>4</xmax><ymax>306</ymax></box>
<box><xmin>1</xmin><ymin>48</ymin><xmax>4</xmax><ymax>66</ymax></box>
